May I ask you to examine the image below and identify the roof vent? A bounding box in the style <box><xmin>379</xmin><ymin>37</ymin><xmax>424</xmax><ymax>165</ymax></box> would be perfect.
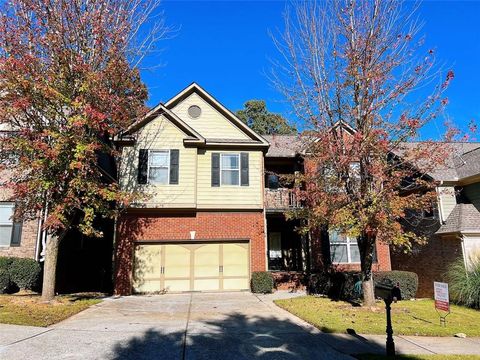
<box><xmin>188</xmin><ymin>105</ymin><xmax>201</xmax><ymax>119</ymax></box>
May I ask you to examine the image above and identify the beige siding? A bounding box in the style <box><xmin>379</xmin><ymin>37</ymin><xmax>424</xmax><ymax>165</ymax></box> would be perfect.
<box><xmin>119</xmin><ymin>114</ymin><xmax>197</xmax><ymax>208</ymax></box>
<box><xmin>437</xmin><ymin>186</ymin><xmax>457</xmax><ymax>222</ymax></box>
<box><xmin>170</xmin><ymin>93</ymin><xmax>250</xmax><ymax>140</ymax></box>
<box><xmin>463</xmin><ymin>235</ymin><xmax>480</xmax><ymax>268</ymax></box>
<box><xmin>196</xmin><ymin>150</ymin><xmax>263</xmax><ymax>209</ymax></box>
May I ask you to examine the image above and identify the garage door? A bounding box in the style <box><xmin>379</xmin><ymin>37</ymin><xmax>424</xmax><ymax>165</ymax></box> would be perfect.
<box><xmin>133</xmin><ymin>242</ymin><xmax>249</xmax><ymax>293</ymax></box>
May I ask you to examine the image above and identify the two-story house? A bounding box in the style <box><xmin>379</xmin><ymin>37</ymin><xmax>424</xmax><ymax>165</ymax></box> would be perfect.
<box><xmin>113</xmin><ymin>83</ymin><xmax>270</xmax><ymax>294</ymax></box>
<box><xmin>392</xmin><ymin>144</ymin><xmax>480</xmax><ymax>296</ymax></box>
<box><xmin>113</xmin><ymin>84</ymin><xmax>393</xmax><ymax>295</ymax></box>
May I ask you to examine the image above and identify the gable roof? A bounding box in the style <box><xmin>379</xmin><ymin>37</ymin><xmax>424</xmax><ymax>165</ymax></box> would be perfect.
<box><xmin>164</xmin><ymin>83</ymin><xmax>269</xmax><ymax>146</ymax></box>
<box><xmin>436</xmin><ymin>203</ymin><xmax>480</xmax><ymax>235</ymax></box>
<box><xmin>123</xmin><ymin>103</ymin><xmax>204</xmax><ymax>141</ymax></box>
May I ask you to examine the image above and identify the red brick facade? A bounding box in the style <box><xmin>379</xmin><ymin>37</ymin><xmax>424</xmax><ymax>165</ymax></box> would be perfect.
<box><xmin>391</xmin><ymin>235</ymin><xmax>462</xmax><ymax>297</ymax></box>
<box><xmin>114</xmin><ymin>210</ymin><xmax>266</xmax><ymax>295</ymax></box>
<box><xmin>309</xmin><ymin>231</ymin><xmax>391</xmax><ymax>273</ymax></box>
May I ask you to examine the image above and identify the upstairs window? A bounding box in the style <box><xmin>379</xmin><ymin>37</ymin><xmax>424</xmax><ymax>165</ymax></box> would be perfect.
<box><xmin>148</xmin><ymin>150</ymin><xmax>170</xmax><ymax>184</ymax></box>
<box><xmin>329</xmin><ymin>231</ymin><xmax>360</xmax><ymax>264</ymax></box>
<box><xmin>0</xmin><ymin>203</ymin><xmax>22</xmax><ymax>247</ymax></box>
<box><xmin>221</xmin><ymin>154</ymin><xmax>240</xmax><ymax>186</ymax></box>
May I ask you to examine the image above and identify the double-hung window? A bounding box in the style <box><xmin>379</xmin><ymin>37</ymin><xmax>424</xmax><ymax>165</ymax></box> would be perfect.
<box><xmin>0</xmin><ymin>203</ymin><xmax>21</xmax><ymax>247</ymax></box>
<box><xmin>148</xmin><ymin>150</ymin><xmax>170</xmax><ymax>184</ymax></box>
<box><xmin>329</xmin><ymin>231</ymin><xmax>360</xmax><ymax>263</ymax></box>
<box><xmin>221</xmin><ymin>153</ymin><xmax>240</xmax><ymax>186</ymax></box>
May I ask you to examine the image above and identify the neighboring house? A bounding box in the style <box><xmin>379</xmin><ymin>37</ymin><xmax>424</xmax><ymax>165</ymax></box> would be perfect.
<box><xmin>0</xmin><ymin>134</ymin><xmax>116</xmax><ymax>293</ymax></box>
<box><xmin>391</xmin><ymin>143</ymin><xmax>480</xmax><ymax>297</ymax></box>
<box><xmin>263</xmin><ymin>134</ymin><xmax>392</xmax><ymax>287</ymax></box>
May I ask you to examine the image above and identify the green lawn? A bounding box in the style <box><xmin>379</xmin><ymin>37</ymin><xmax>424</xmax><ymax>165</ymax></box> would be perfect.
<box><xmin>275</xmin><ymin>296</ymin><xmax>480</xmax><ymax>337</ymax></box>
<box><xmin>356</xmin><ymin>355</ymin><xmax>480</xmax><ymax>360</ymax></box>
<box><xmin>0</xmin><ymin>293</ymin><xmax>102</xmax><ymax>327</ymax></box>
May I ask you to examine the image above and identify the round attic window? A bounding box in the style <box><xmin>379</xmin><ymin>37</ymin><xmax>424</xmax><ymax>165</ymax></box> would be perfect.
<box><xmin>188</xmin><ymin>105</ymin><xmax>201</xmax><ymax>119</ymax></box>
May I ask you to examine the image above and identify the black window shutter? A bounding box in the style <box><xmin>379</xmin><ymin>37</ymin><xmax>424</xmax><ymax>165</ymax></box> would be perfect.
<box><xmin>211</xmin><ymin>153</ymin><xmax>220</xmax><ymax>187</ymax></box>
<box><xmin>10</xmin><ymin>221</ymin><xmax>22</xmax><ymax>246</ymax></box>
<box><xmin>169</xmin><ymin>149</ymin><xmax>179</xmax><ymax>185</ymax></box>
<box><xmin>137</xmin><ymin>149</ymin><xmax>148</xmax><ymax>184</ymax></box>
<box><xmin>241</xmin><ymin>152</ymin><xmax>249</xmax><ymax>186</ymax></box>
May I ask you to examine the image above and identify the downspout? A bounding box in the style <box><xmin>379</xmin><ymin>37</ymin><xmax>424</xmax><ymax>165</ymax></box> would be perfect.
<box><xmin>437</xmin><ymin>181</ymin><xmax>446</xmax><ymax>224</ymax></box>
<box><xmin>34</xmin><ymin>209</ymin><xmax>43</xmax><ymax>262</ymax></box>
<box><xmin>39</xmin><ymin>203</ymin><xmax>49</xmax><ymax>262</ymax></box>
<box><xmin>458</xmin><ymin>233</ymin><xmax>469</xmax><ymax>271</ymax></box>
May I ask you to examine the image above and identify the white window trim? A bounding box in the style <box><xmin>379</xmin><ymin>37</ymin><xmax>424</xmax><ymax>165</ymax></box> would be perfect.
<box><xmin>148</xmin><ymin>149</ymin><xmax>170</xmax><ymax>185</ymax></box>
<box><xmin>330</xmin><ymin>234</ymin><xmax>360</xmax><ymax>264</ymax></box>
<box><xmin>220</xmin><ymin>153</ymin><xmax>240</xmax><ymax>186</ymax></box>
<box><xmin>0</xmin><ymin>202</ymin><xmax>14</xmax><ymax>247</ymax></box>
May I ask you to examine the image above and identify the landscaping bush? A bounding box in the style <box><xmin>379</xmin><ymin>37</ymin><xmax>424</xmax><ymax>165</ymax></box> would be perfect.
<box><xmin>251</xmin><ymin>271</ymin><xmax>274</xmax><ymax>293</ymax></box>
<box><xmin>8</xmin><ymin>258</ymin><xmax>42</xmax><ymax>291</ymax></box>
<box><xmin>307</xmin><ymin>272</ymin><xmax>331</xmax><ymax>295</ymax></box>
<box><xmin>0</xmin><ymin>268</ymin><xmax>10</xmax><ymax>294</ymax></box>
<box><xmin>0</xmin><ymin>256</ymin><xmax>42</xmax><ymax>292</ymax></box>
<box><xmin>447</xmin><ymin>256</ymin><xmax>480</xmax><ymax>309</ymax></box>
<box><xmin>308</xmin><ymin>271</ymin><xmax>362</xmax><ymax>301</ymax></box>
<box><xmin>0</xmin><ymin>256</ymin><xmax>14</xmax><ymax>269</ymax></box>
<box><xmin>374</xmin><ymin>271</ymin><xmax>418</xmax><ymax>300</ymax></box>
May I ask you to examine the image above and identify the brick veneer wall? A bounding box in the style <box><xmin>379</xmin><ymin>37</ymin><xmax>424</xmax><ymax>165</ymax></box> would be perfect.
<box><xmin>114</xmin><ymin>210</ymin><xmax>266</xmax><ymax>295</ymax></box>
<box><xmin>310</xmin><ymin>231</ymin><xmax>392</xmax><ymax>273</ymax></box>
<box><xmin>391</xmin><ymin>235</ymin><xmax>462</xmax><ymax>298</ymax></box>
<box><xmin>0</xmin><ymin>219</ymin><xmax>38</xmax><ymax>259</ymax></box>
<box><xmin>0</xmin><ymin>171</ymin><xmax>38</xmax><ymax>259</ymax></box>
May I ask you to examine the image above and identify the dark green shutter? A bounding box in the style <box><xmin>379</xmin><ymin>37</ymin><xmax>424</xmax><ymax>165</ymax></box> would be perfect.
<box><xmin>10</xmin><ymin>221</ymin><xmax>22</xmax><ymax>246</ymax></box>
<box><xmin>211</xmin><ymin>153</ymin><xmax>220</xmax><ymax>187</ymax></box>
<box><xmin>137</xmin><ymin>149</ymin><xmax>148</xmax><ymax>184</ymax></box>
<box><xmin>169</xmin><ymin>149</ymin><xmax>179</xmax><ymax>185</ymax></box>
<box><xmin>241</xmin><ymin>152</ymin><xmax>249</xmax><ymax>186</ymax></box>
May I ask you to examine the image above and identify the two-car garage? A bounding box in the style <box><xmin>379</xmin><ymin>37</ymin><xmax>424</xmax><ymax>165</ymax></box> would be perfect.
<box><xmin>132</xmin><ymin>241</ymin><xmax>250</xmax><ymax>293</ymax></box>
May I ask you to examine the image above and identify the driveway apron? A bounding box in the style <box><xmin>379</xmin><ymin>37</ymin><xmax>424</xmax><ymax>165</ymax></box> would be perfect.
<box><xmin>0</xmin><ymin>292</ymin><xmax>351</xmax><ymax>360</ymax></box>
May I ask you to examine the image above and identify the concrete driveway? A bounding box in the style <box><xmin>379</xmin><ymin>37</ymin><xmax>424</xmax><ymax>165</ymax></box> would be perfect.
<box><xmin>0</xmin><ymin>292</ymin><xmax>359</xmax><ymax>360</ymax></box>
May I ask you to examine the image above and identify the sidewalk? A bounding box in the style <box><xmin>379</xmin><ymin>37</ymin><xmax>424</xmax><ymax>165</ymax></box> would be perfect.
<box><xmin>259</xmin><ymin>291</ymin><xmax>480</xmax><ymax>357</ymax></box>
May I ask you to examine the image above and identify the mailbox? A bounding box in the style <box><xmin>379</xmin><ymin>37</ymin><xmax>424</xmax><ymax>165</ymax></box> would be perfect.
<box><xmin>375</xmin><ymin>279</ymin><xmax>402</xmax><ymax>357</ymax></box>
<box><xmin>375</xmin><ymin>280</ymin><xmax>402</xmax><ymax>302</ymax></box>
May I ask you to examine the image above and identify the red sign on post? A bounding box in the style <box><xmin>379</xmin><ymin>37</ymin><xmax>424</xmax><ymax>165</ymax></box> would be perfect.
<box><xmin>434</xmin><ymin>282</ymin><xmax>450</xmax><ymax>312</ymax></box>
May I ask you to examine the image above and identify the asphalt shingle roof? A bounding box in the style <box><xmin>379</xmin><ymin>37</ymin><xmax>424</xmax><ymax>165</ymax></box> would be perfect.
<box><xmin>264</xmin><ymin>135</ymin><xmax>480</xmax><ymax>181</ymax></box>
<box><xmin>436</xmin><ymin>203</ymin><xmax>480</xmax><ymax>234</ymax></box>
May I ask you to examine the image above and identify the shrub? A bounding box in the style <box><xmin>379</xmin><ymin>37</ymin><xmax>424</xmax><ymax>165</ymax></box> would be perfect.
<box><xmin>0</xmin><ymin>268</ymin><xmax>10</xmax><ymax>294</ymax></box>
<box><xmin>308</xmin><ymin>272</ymin><xmax>331</xmax><ymax>295</ymax></box>
<box><xmin>0</xmin><ymin>256</ymin><xmax>14</xmax><ymax>269</ymax></box>
<box><xmin>251</xmin><ymin>271</ymin><xmax>274</xmax><ymax>293</ymax></box>
<box><xmin>447</xmin><ymin>256</ymin><xmax>480</xmax><ymax>309</ymax></box>
<box><xmin>308</xmin><ymin>271</ymin><xmax>362</xmax><ymax>301</ymax></box>
<box><xmin>374</xmin><ymin>271</ymin><xmax>418</xmax><ymax>300</ymax></box>
<box><xmin>0</xmin><ymin>256</ymin><xmax>42</xmax><ymax>291</ymax></box>
<box><xmin>8</xmin><ymin>258</ymin><xmax>42</xmax><ymax>291</ymax></box>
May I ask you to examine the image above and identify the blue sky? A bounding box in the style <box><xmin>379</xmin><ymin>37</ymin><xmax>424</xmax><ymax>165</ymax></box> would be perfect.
<box><xmin>140</xmin><ymin>1</ymin><xmax>480</xmax><ymax>140</ymax></box>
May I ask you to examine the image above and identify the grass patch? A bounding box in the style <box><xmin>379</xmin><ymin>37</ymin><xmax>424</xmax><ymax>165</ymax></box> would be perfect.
<box><xmin>356</xmin><ymin>355</ymin><xmax>480</xmax><ymax>360</ymax></box>
<box><xmin>0</xmin><ymin>292</ymin><xmax>103</xmax><ymax>327</ymax></box>
<box><xmin>275</xmin><ymin>296</ymin><xmax>480</xmax><ymax>336</ymax></box>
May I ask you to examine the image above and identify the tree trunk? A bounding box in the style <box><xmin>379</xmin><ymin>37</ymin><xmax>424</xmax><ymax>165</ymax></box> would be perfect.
<box><xmin>358</xmin><ymin>229</ymin><xmax>377</xmax><ymax>307</ymax></box>
<box><xmin>362</xmin><ymin>275</ymin><xmax>376</xmax><ymax>307</ymax></box>
<box><xmin>41</xmin><ymin>235</ymin><xmax>60</xmax><ymax>302</ymax></box>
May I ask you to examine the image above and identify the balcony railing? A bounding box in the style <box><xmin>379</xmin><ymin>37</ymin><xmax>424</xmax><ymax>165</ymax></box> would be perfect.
<box><xmin>264</xmin><ymin>188</ymin><xmax>300</xmax><ymax>211</ymax></box>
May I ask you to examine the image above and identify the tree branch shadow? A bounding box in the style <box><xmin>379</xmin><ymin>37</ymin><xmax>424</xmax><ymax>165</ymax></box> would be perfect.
<box><xmin>111</xmin><ymin>310</ymin><xmax>387</xmax><ymax>360</ymax></box>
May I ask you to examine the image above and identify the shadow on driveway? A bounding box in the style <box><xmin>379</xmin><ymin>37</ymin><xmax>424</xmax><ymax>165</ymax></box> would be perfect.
<box><xmin>111</xmin><ymin>311</ymin><xmax>384</xmax><ymax>360</ymax></box>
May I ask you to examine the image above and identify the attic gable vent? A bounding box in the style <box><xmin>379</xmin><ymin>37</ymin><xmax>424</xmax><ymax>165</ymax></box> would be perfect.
<box><xmin>188</xmin><ymin>105</ymin><xmax>201</xmax><ymax>119</ymax></box>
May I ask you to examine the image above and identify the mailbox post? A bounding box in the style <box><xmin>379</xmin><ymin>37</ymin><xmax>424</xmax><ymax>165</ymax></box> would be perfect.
<box><xmin>375</xmin><ymin>280</ymin><xmax>401</xmax><ymax>357</ymax></box>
